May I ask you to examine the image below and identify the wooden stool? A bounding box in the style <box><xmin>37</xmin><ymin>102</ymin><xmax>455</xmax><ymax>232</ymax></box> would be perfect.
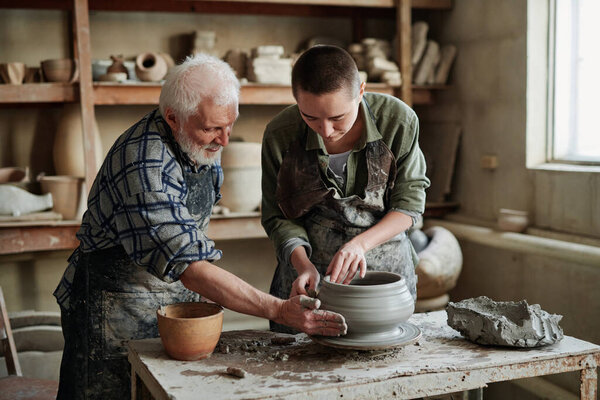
<box><xmin>0</xmin><ymin>287</ymin><xmax>58</xmax><ymax>400</ymax></box>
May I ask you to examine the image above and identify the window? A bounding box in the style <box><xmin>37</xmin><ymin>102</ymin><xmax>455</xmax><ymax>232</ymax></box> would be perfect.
<box><xmin>550</xmin><ymin>0</ymin><xmax>600</xmax><ymax>163</ymax></box>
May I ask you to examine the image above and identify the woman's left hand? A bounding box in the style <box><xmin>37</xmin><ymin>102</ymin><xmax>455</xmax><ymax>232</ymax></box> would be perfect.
<box><xmin>326</xmin><ymin>241</ymin><xmax>367</xmax><ymax>284</ymax></box>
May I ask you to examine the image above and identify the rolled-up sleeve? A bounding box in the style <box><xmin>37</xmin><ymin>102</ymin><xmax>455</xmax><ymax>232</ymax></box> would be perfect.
<box><xmin>116</xmin><ymin>191</ymin><xmax>221</xmax><ymax>282</ymax></box>
<box><xmin>261</xmin><ymin>122</ymin><xmax>311</xmax><ymax>262</ymax></box>
<box><xmin>388</xmin><ymin>114</ymin><xmax>430</xmax><ymax>213</ymax></box>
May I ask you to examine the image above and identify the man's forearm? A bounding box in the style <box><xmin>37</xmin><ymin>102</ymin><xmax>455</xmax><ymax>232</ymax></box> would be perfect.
<box><xmin>179</xmin><ymin>261</ymin><xmax>282</xmax><ymax>321</ymax></box>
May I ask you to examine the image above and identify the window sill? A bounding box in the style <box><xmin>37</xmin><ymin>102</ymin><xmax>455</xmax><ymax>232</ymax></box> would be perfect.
<box><xmin>528</xmin><ymin>163</ymin><xmax>600</xmax><ymax>173</ymax></box>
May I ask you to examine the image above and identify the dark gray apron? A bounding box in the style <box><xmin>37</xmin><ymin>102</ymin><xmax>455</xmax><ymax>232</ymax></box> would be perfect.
<box><xmin>269</xmin><ymin>133</ymin><xmax>418</xmax><ymax>334</ymax></box>
<box><xmin>58</xmin><ymin>153</ymin><xmax>218</xmax><ymax>399</ymax></box>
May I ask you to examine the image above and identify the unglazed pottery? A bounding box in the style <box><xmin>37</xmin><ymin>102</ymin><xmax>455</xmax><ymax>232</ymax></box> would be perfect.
<box><xmin>38</xmin><ymin>175</ymin><xmax>85</xmax><ymax>220</ymax></box>
<box><xmin>107</xmin><ymin>55</ymin><xmax>128</xmax><ymax>77</ymax></box>
<box><xmin>135</xmin><ymin>52</ymin><xmax>168</xmax><ymax>82</ymax></box>
<box><xmin>498</xmin><ymin>208</ymin><xmax>529</xmax><ymax>233</ymax></box>
<box><xmin>0</xmin><ymin>167</ymin><xmax>27</xmax><ymax>184</ymax></box>
<box><xmin>41</xmin><ymin>59</ymin><xmax>78</xmax><ymax>83</ymax></box>
<box><xmin>318</xmin><ymin>271</ymin><xmax>415</xmax><ymax>344</ymax></box>
<box><xmin>54</xmin><ymin>104</ymin><xmax>103</xmax><ymax>177</ymax></box>
<box><xmin>219</xmin><ymin>142</ymin><xmax>261</xmax><ymax>212</ymax></box>
<box><xmin>415</xmin><ymin>226</ymin><xmax>462</xmax><ymax>299</ymax></box>
<box><xmin>0</xmin><ymin>62</ymin><xmax>26</xmax><ymax>84</ymax></box>
<box><xmin>157</xmin><ymin>302</ymin><xmax>224</xmax><ymax>361</ymax></box>
<box><xmin>0</xmin><ymin>184</ymin><xmax>52</xmax><ymax>216</ymax></box>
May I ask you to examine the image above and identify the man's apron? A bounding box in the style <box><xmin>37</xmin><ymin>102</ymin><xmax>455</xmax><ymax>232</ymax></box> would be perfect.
<box><xmin>58</xmin><ymin>162</ymin><xmax>218</xmax><ymax>399</ymax></box>
<box><xmin>269</xmin><ymin>136</ymin><xmax>418</xmax><ymax>333</ymax></box>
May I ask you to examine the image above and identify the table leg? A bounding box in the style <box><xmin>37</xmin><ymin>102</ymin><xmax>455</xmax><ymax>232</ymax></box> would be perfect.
<box><xmin>131</xmin><ymin>364</ymin><xmax>137</xmax><ymax>400</ymax></box>
<box><xmin>580</xmin><ymin>367</ymin><xmax>597</xmax><ymax>400</ymax></box>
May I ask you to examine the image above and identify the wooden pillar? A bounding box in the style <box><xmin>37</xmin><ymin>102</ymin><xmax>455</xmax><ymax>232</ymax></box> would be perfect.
<box><xmin>396</xmin><ymin>0</ymin><xmax>412</xmax><ymax>106</ymax></box>
<box><xmin>73</xmin><ymin>0</ymin><xmax>98</xmax><ymax>191</ymax></box>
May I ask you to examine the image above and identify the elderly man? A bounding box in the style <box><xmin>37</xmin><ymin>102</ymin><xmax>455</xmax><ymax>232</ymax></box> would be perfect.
<box><xmin>54</xmin><ymin>54</ymin><xmax>346</xmax><ymax>399</ymax></box>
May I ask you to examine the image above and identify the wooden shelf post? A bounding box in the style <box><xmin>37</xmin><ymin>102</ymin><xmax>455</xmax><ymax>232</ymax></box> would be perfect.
<box><xmin>397</xmin><ymin>0</ymin><xmax>412</xmax><ymax>106</ymax></box>
<box><xmin>74</xmin><ymin>0</ymin><xmax>99</xmax><ymax>191</ymax></box>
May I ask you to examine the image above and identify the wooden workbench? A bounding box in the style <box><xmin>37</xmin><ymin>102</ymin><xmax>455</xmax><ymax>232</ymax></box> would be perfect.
<box><xmin>128</xmin><ymin>311</ymin><xmax>600</xmax><ymax>399</ymax></box>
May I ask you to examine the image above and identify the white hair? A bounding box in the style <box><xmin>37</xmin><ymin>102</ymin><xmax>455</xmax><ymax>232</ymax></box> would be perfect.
<box><xmin>159</xmin><ymin>53</ymin><xmax>240</xmax><ymax>123</ymax></box>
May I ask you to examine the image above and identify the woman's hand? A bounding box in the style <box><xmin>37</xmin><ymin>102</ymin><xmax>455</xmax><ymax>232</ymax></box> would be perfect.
<box><xmin>291</xmin><ymin>265</ymin><xmax>320</xmax><ymax>297</ymax></box>
<box><xmin>326</xmin><ymin>240</ymin><xmax>367</xmax><ymax>284</ymax></box>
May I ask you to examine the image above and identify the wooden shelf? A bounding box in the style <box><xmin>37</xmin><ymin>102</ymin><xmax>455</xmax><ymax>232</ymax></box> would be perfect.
<box><xmin>93</xmin><ymin>82</ymin><xmax>448</xmax><ymax>106</ymax></box>
<box><xmin>0</xmin><ymin>201</ymin><xmax>458</xmax><ymax>254</ymax></box>
<box><xmin>0</xmin><ymin>223</ymin><xmax>80</xmax><ymax>255</ymax></box>
<box><xmin>0</xmin><ymin>216</ymin><xmax>265</xmax><ymax>255</ymax></box>
<box><xmin>0</xmin><ymin>0</ymin><xmax>452</xmax><ymax>15</ymax></box>
<box><xmin>0</xmin><ymin>83</ymin><xmax>78</xmax><ymax>104</ymax></box>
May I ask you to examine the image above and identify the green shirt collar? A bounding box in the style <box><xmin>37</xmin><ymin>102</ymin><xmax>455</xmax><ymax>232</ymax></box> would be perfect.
<box><xmin>304</xmin><ymin>96</ymin><xmax>384</xmax><ymax>153</ymax></box>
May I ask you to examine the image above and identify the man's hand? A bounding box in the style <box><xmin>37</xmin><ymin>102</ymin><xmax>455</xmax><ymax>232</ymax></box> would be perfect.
<box><xmin>291</xmin><ymin>266</ymin><xmax>320</xmax><ymax>297</ymax></box>
<box><xmin>275</xmin><ymin>295</ymin><xmax>347</xmax><ymax>336</ymax></box>
<box><xmin>326</xmin><ymin>241</ymin><xmax>367</xmax><ymax>284</ymax></box>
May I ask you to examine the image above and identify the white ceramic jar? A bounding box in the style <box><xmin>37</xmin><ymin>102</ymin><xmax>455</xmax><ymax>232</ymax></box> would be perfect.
<box><xmin>318</xmin><ymin>271</ymin><xmax>415</xmax><ymax>339</ymax></box>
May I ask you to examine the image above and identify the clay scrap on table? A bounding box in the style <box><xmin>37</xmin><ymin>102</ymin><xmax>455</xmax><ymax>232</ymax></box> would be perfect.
<box><xmin>446</xmin><ymin>296</ymin><xmax>564</xmax><ymax>347</ymax></box>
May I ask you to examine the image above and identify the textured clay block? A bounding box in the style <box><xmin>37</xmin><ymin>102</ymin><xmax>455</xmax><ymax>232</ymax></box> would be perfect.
<box><xmin>446</xmin><ymin>296</ymin><xmax>564</xmax><ymax>347</ymax></box>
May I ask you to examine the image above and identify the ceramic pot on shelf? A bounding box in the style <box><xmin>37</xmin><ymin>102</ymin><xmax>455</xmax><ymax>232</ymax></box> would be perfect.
<box><xmin>219</xmin><ymin>142</ymin><xmax>262</xmax><ymax>213</ymax></box>
<box><xmin>135</xmin><ymin>52</ymin><xmax>168</xmax><ymax>82</ymax></box>
<box><xmin>53</xmin><ymin>104</ymin><xmax>103</xmax><ymax>177</ymax></box>
<box><xmin>41</xmin><ymin>58</ymin><xmax>78</xmax><ymax>83</ymax></box>
<box><xmin>38</xmin><ymin>175</ymin><xmax>86</xmax><ymax>220</ymax></box>
<box><xmin>107</xmin><ymin>54</ymin><xmax>129</xmax><ymax>77</ymax></box>
<box><xmin>0</xmin><ymin>62</ymin><xmax>26</xmax><ymax>84</ymax></box>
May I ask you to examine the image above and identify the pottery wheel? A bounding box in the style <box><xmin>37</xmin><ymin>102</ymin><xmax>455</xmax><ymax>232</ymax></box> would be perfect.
<box><xmin>311</xmin><ymin>321</ymin><xmax>422</xmax><ymax>351</ymax></box>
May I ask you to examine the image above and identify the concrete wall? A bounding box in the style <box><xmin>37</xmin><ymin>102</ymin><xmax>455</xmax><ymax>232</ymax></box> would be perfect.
<box><xmin>417</xmin><ymin>0</ymin><xmax>600</xmax><ymax>397</ymax></box>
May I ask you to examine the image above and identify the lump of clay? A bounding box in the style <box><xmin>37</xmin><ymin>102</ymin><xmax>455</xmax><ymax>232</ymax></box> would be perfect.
<box><xmin>447</xmin><ymin>296</ymin><xmax>564</xmax><ymax>347</ymax></box>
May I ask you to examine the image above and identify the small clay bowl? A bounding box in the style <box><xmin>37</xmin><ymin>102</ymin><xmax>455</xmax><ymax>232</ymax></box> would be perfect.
<box><xmin>157</xmin><ymin>302</ymin><xmax>223</xmax><ymax>361</ymax></box>
<box><xmin>498</xmin><ymin>208</ymin><xmax>529</xmax><ymax>233</ymax></box>
<box><xmin>318</xmin><ymin>271</ymin><xmax>414</xmax><ymax>339</ymax></box>
<box><xmin>41</xmin><ymin>58</ymin><xmax>78</xmax><ymax>83</ymax></box>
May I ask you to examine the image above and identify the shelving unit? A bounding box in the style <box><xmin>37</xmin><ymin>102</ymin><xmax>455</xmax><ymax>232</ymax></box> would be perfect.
<box><xmin>0</xmin><ymin>0</ymin><xmax>453</xmax><ymax>254</ymax></box>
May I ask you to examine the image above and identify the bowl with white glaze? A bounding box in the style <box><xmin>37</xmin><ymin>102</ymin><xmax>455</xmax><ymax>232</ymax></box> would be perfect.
<box><xmin>318</xmin><ymin>271</ymin><xmax>415</xmax><ymax>341</ymax></box>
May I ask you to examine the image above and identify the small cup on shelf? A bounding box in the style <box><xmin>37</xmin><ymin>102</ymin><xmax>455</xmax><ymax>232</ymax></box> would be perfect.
<box><xmin>41</xmin><ymin>58</ymin><xmax>79</xmax><ymax>83</ymax></box>
<box><xmin>0</xmin><ymin>62</ymin><xmax>26</xmax><ymax>84</ymax></box>
<box><xmin>497</xmin><ymin>208</ymin><xmax>529</xmax><ymax>233</ymax></box>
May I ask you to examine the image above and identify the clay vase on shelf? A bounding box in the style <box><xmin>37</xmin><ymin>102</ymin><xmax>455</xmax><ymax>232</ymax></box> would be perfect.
<box><xmin>219</xmin><ymin>142</ymin><xmax>262</xmax><ymax>213</ymax></box>
<box><xmin>53</xmin><ymin>104</ymin><xmax>103</xmax><ymax>177</ymax></box>
<box><xmin>38</xmin><ymin>175</ymin><xmax>85</xmax><ymax>220</ymax></box>
<box><xmin>0</xmin><ymin>62</ymin><xmax>26</xmax><ymax>84</ymax></box>
<box><xmin>107</xmin><ymin>54</ymin><xmax>129</xmax><ymax>78</ymax></box>
<box><xmin>41</xmin><ymin>58</ymin><xmax>79</xmax><ymax>83</ymax></box>
<box><xmin>135</xmin><ymin>52</ymin><xmax>168</xmax><ymax>82</ymax></box>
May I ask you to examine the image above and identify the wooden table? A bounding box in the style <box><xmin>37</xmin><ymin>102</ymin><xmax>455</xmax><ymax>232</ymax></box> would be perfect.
<box><xmin>128</xmin><ymin>311</ymin><xmax>600</xmax><ymax>399</ymax></box>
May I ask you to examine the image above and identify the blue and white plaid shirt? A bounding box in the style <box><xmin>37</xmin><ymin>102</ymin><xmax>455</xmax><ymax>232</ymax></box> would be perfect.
<box><xmin>54</xmin><ymin>109</ymin><xmax>223</xmax><ymax>310</ymax></box>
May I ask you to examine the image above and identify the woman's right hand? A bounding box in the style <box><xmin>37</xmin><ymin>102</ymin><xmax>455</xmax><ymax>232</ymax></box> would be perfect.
<box><xmin>291</xmin><ymin>266</ymin><xmax>320</xmax><ymax>297</ymax></box>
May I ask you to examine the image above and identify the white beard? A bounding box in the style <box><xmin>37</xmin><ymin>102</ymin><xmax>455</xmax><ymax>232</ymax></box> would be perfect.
<box><xmin>176</xmin><ymin>129</ymin><xmax>222</xmax><ymax>166</ymax></box>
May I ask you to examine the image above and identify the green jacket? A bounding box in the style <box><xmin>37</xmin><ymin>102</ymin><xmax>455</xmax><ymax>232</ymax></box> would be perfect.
<box><xmin>261</xmin><ymin>92</ymin><xmax>430</xmax><ymax>256</ymax></box>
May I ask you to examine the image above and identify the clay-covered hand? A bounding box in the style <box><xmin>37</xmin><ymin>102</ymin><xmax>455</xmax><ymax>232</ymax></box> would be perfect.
<box><xmin>290</xmin><ymin>265</ymin><xmax>320</xmax><ymax>297</ymax></box>
<box><xmin>277</xmin><ymin>295</ymin><xmax>347</xmax><ymax>336</ymax></box>
<box><xmin>326</xmin><ymin>241</ymin><xmax>367</xmax><ymax>284</ymax></box>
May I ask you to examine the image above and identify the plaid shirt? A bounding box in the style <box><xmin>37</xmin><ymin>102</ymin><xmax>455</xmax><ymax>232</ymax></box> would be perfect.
<box><xmin>54</xmin><ymin>109</ymin><xmax>223</xmax><ymax>310</ymax></box>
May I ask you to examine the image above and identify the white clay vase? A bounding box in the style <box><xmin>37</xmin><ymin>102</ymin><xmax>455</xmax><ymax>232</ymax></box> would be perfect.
<box><xmin>135</xmin><ymin>52</ymin><xmax>168</xmax><ymax>82</ymax></box>
<box><xmin>0</xmin><ymin>184</ymin><xmax>53</xmax><ymax>216</ymax></box>
<box><xmin>415</xmin><ymin>226</ymin><xmax>463</xmax><ymax>299</ymax></box>
<box><xmin>219</xmin><ymin>142</ymin><xmax>262</xmax><ymax>212</ymax></box>
<box><xmin>318</xmin><ymin>271</ymin><xmax>414</xmax><ymax>339</ymax></box>
<box><xmin>53</xmin><ymin>104</ymin><xmax>103</xmax><ymax>177</ymax></box>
